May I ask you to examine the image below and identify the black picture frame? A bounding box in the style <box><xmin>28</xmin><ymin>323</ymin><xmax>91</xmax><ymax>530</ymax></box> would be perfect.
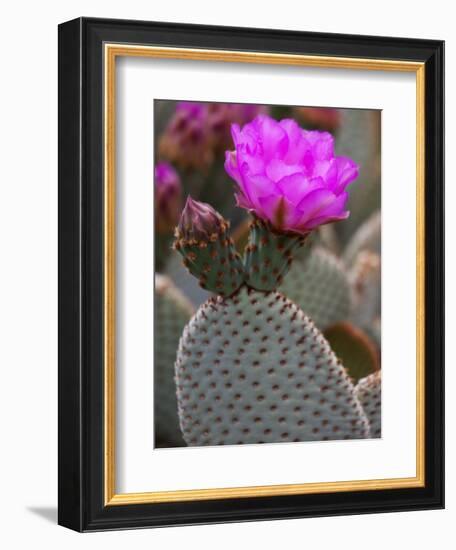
<box><xmin>58</xmin><ymin>17</ymin><xmax>444</xmax><ymax>532</ymax></box>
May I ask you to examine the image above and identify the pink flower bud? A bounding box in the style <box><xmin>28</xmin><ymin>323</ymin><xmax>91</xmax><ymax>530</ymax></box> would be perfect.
<box><xmin>177</xmin><ymin>196</ymin><xmax>227</xmax><ymax>242</ymax></box>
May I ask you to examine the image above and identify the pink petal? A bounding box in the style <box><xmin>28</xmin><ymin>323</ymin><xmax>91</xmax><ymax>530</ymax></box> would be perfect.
<box><xmin>258</xmin><ymin>194</ymin><xmax>298</xmax><ymax>229</ymax></box>
<box><xmin>312</xmin><ymin>157</ymin><xmax>359</xmax><ymax>192</ymax></box>
<box><xmin>332</xmin><ymin>157</ymin><xmax>359</xmax><ymax>193</ymax></box>
<box><xmin>301</xmin><ymin>192</ymin><xmax>349</xmax><ymax>229</ymax></box>
<box><xmin>295</xmin><ymin>188</ymin><xmax>337</xmax><ymax>225</ymax></box>
<box><xmin>230</xmin><ymin>123</ymin><xmax>242</xmax><ymax>146</ymax></box>
<box><xmin>257</xmin><ymin>194</ymin><xmax>281</xmax><ymax>223</ymax></box>
<box><xmin>238</xmin><ymin>168</ymin><xmax>278</xmax><ymax>209</ymax></box>
<box><xmin>304</xmin><ymin>130</ymin><xmax>335</xmax><ymax>160</ymax></box>
<box><xmin>256</xmin><ymin>116</ymin><xmax>289</xmax><ymax>160</ymax></box>
<box><xmin>280</xmin><ymin>119</ymin><xmax>313</xmax><ymax>164</ymax></box>
<box><xmin>265</xmin><ymin>159</ymin><xmax>302</xmax><ymax>182</ymax></box>
<box><xmin>224</xmin><ymin>151</ymin><xmax>242</xmax><ymax>186</ymax></box>
<box><xmin>313</xmin><ymin>191</ymin><xmax>348</xmax><ymax>218</ymax></box>
<box><xmin>276</xmin><ymin>174</ymin><xmax>325</xmax><ymax>206</ymax></box>
<box><xmin>304</xmin><ymin>210</ymin><xmax>349</xmax><ymax>230</ymax></box>
<box><xmin>238</xmin><ymin>151</ymin><xmax>266</xmax><ymax>176</ymax></box>
<box><xmin>279</xmin><ymin>118</ymin><xmax>301</xmax><ymax>140</ymax></box>
<box><xmin>312</xmin><ymin>159</ymin><xmax>331</xmax><ymax>181</ymax></box>
<box><xmin>234</xmin><ymin>192</ymin><xmax>253</xmax><ymax>210</ymax></box>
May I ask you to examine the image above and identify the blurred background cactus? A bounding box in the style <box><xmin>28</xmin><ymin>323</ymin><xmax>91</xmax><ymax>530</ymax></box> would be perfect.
<box><xmin>154</xmin><ymin>275</ymin><xmax>194</xmax><ymax>447</ymax></box>
<box><xmin>153</xmin><ymin>100</ymin><xmax>381</xmax><ymax>448</ymax></box>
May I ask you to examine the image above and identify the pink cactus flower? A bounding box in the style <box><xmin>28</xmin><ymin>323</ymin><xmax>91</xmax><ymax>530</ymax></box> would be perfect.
<box><xmin>159</xmin><ymin>102</ymin><xmax>214</xmax><ymax>171</ymax></box>
<box><xmin>154</xmin><ymin>162</ymin><xmax>182</xmax><ymax>233</ymax></box>
<box><xmin>224</xmin><ymin>115</ymin><xmax>359</xmax><ymax>235</ymax></box>
<box><xmin>159</xmin><ymin>101</ymin><xmax>269</xmax><ymax>170</ymax></box>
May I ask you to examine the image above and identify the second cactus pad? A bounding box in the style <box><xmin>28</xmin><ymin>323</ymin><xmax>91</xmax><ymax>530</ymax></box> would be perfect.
<box><xmin>175</xmin><ymin>286</ymin><xmax>370</xmax><ymax>446</ymax></box>
<box><xmin>279</xmin><ymin>246</ymin><xmax>352</xmax><ymax>330</ymax></box>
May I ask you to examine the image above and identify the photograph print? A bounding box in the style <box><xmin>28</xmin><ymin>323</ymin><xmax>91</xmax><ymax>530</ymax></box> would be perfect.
<box><xmin>154</xmin><ymin>100</ymin><xmax>381</xmax><ymax>449</ymax></box>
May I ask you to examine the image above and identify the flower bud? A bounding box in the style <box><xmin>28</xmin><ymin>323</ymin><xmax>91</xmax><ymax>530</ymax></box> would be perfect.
<box><xmin>177</xmin><ymin>196</ymin><xmax>228</xmax><ymax>242</ymax></box>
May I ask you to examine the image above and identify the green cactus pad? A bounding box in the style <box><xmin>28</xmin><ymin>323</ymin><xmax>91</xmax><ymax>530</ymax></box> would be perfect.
<box><xmin>323</xmin><ymin>322</ymin><xmax>379</xmax><ymax>382</ymax></box>
<box><xmin>155</xmin><ymin>275</ymin><xmax>194</xmax><ymax>447</ymax></box>
<box><xmin>231</xmin><ymin>218</ymin><xmax>251</xmax><ymax>254</ymax></box>
<box><xmin>279</xmin><ymin>246</ymin><xmax>351</xmax><ymax>330</ymax></box>
<box><xmin>164</xmin><ymin>250</ymin><xmax>211</xmax><ymax>307</ymax></box>
<box><xmin>355</xmin><ymin>371</ymin><xmax>381</xmax><ymax>438</ymax></box>
<box><xmin>174</xmin><ymin>223</ymin><xmax>244</xmax><ymax>297</ymax></box>
<box><xmin>243</xmin><ymin>218</ymin><xmax>309</xmax><ymax>292</ymax></box>
<box><xmin>175</xmin><ymin>286</ymin><xmax>370</xmax><ymax>446</ymax></box>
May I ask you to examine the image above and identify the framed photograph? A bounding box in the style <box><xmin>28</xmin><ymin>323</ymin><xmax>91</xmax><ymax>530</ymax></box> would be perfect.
<box><xmin>58</xmin><ymin>17</ymin><xmax>444</xmax><ymax>531</ymax></box>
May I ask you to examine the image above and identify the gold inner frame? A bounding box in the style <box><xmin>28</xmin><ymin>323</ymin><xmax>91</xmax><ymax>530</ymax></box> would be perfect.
<box><xmin>104</xmin><ymin>44</ymin><xmax>426</xmax><ymax>506</ymax></box>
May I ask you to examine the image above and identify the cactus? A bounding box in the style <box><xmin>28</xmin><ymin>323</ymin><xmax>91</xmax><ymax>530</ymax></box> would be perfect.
<box><xmin>155</xmin><ymin>274</ymin><xmax>194</xmax><ymax>447</ymax></box>
<box><xmin>349</xmin><ymin>250</ymin><xmax>381</xmax><ymax>341</ymax></box>
<box><xmin>243</xmin><ymin>217</ymin><xmax>308</xmax><ymax>292</ymax></box>
<box><xmin>343</xmin><ymin>210</ymin><xmax>381</xmax><ymax>266</ymax></box>
<box><xmin>323</xmin><ymin>322</ymin><xmax>379</xmax><ymax>382</ymax></box>
<box><xmin>174</xmin><ymin>197</ymin><xmax>245</xmax><ymax>297</ymax></box>
<box><xmin>355</xmin><ymin>371</ymin><xmax>381</xmax><ymax>438</ymax></box>
<box><xmin>173</xmin><ymin>199</ymin><xmax>370</xmax><ymax>446</ymax></box>
<box><xmin>175</xmin><ymin>286</ymin><xmax>370</xmax><ymax>445</ymax></box>
<box><xmin>335</xmin><ymin>110</ymin><xmax>381</xmax><ymax>245</ymax></box>
<box><xmin>164</xmin><ymin>250</ymin><xmax>211</xmax><ymax>307</ymax></box>
<box><xmin>279</xmin><ymin>246</ymin><xmax>351</xmax><ymax>330</ymax></box>
<box><xmin>318</xmin><ymin>223</ymin><xmax>341</xmax><ymax>255</ymax></box>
